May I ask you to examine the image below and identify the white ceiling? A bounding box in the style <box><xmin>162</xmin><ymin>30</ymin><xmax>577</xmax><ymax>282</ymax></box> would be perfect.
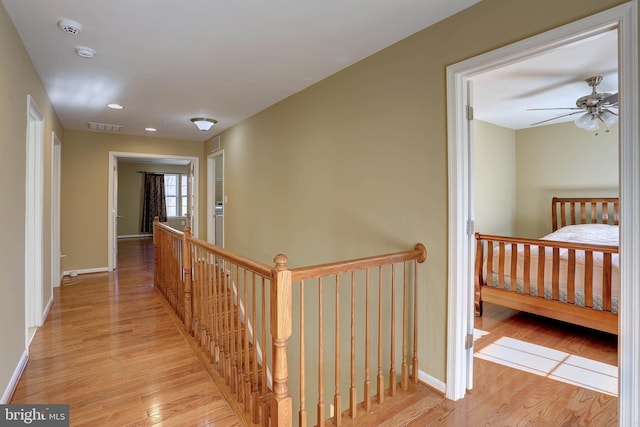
<box><xmin>473</xmin><ymin>29</ymin><xmax>618</xmax><ymax>130</ymax></box>
<box><xmin>2</xmin><ymin>1</ymin><xmax>619</xmax><ymax>140</ymax></box>
<box><xmin>2</xmin><ymin>0</ymin><xmax>481</xmax><ymax>141</ymax></box>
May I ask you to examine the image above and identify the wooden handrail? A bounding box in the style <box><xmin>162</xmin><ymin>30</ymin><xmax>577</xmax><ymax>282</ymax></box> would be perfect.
<box><xmin>153</xmin><ymin>219</ymin><xmax>427</xmax><ymax>427</ymax></box>
<box><xmin>291</xmin><ymin>243</ymin><xmax>427</xmax><ymax>281</ymax></box>
<box><xmin>187</xmin><ymin>235</ymin><xmax>273</xmax><ymax>277</ymax></box>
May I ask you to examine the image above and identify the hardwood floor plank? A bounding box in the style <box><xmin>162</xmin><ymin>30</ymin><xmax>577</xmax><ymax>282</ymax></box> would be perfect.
<box><xmin>11</xmin><ymin>238</ymin><xmax>242</xmax><ymax>426</ymax></box>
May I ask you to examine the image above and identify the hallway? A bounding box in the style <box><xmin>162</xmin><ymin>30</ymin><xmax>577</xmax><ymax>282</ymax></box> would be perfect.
<box><xmin>10</xmin><ymin>238</ymin><xmax>619</xmax><ymax>426</ymax></box>
<box><xmin>11</xmin><ymin>238</ymin><xmax>242</xmax><ymax>426</ymax></box>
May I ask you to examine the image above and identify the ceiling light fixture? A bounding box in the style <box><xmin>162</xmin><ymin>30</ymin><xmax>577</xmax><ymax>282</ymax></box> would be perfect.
<box><xmin>574</xmin><ymin>107</ymin><xmax>618</xmax><ymax>131</ymax></box>
<box><xmin>107</xmin><ymin>103</ymin><xmax>124</xmax><ymax>110</ymax></box>
<box><xmin>145</xmin><ymin>127</ymin><xmax>157</xmax><ymax>132</ymax></box>
<box><xmin>190</xmin><ymin>117</ymin><xmax>217</xmax><ymax>131</ymax></box>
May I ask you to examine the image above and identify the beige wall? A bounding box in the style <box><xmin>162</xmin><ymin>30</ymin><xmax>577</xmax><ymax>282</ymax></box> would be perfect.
<box><xmin>474</xmin><ymin>120</ymin><xmax>517</xmax><ymax>235</ymax></box>
<box><xmin>0</xmin><ymin>3</ymin><xmax>64</xmax><ymax>399</ymax></box>
<box><xmin>117</xmin><ymin>162</ymin><xmax>189</xmax><ymax>236</ymax></box>
<box><xmin>474</xmin><ymin>119</ymin><xmax>618</xmax><ymax>239</ymax></box>
<box><xmin>206</xmin><ymin>0</ymin><xmax>630</xmax><ymax>407</ymax></box>
<box><xmin>61</xmin><ymin>130</ymin><xmax>205</xmax><ymax>272</ymax></box>
<box><xmin>516</xmin><ymin>121</ymin><xmax>619</xmax><ymax>238</ymax></box>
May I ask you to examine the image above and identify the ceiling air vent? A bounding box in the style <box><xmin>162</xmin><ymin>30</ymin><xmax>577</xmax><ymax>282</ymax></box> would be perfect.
<box><xmin>88</xmin><ymin>122</ymin><xmax>122</xmax><ymax>132</ymax></box>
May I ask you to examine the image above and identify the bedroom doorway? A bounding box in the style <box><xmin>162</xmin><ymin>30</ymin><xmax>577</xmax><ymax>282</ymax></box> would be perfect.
<box><xmin>107</xmin><ymin>151</ymin><xmax>200</xmax><ymax>270</ymax></box>
<box><xmin>446</xmin><ymin>2</ymin><xmax>639</xmax><ymax>424</ymax></box>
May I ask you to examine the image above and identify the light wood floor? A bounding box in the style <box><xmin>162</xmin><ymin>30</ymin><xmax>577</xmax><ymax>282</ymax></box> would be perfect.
<box><xmin>12</xmin><ymin>238</ymin><xmax>618</xmax><ymax>426</ymax></box>
<box><xmin>12</xmin><ymin>238</ymin><xmax>243</xmax><ymax>426</ymax></box>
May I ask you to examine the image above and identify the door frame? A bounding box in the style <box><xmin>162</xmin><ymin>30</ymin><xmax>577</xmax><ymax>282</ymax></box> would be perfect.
<box><xmin>25</xmin><ymin>95</ymin><xmax>45</xmax><ymax>342</ymax></box>
<box><xmin>446</xmin><ymin>2</ymin><xmax>638</xmax><ymax>424</ymax></box>
<box><xmin>51</xmin><ymin>132</ymin><xmax>62</xmax><ymax>288</ymax></box>
<box><xmin>107</xmin><ymin>151</ymin><xmax>200</xmax><ymax>270</ymax></box>
<box><xmin>207</xmin><ymin>150</ymin><xmax>224</xmax><ymax>245</ymax></box>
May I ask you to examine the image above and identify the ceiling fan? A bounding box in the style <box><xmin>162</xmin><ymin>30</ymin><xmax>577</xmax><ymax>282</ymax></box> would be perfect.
<box><xmin>528</xmin><ymin>76</ymin><xmax>618</xmax><ymax>130</ymax></box>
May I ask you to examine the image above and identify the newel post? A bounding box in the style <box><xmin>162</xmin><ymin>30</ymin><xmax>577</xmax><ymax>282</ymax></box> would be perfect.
<box><xmin>183</xmin><ymin>226</ymin><xmax>193</xmax><ymax>334</ymax></box>
<box><xmin>271</xmin><ymin>254</ymin><xmax>293</xmax><ymax>426</ymax></box>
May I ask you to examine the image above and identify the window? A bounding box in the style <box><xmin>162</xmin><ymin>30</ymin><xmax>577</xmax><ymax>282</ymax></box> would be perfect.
<box><xmin>164</xmin><ymin>173</ymin><xmax>188</xmax><ymax>217</ymax></box>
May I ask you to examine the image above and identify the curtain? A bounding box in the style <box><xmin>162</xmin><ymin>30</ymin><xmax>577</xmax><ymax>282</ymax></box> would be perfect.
<box><xmin>141</xmin><ymin>173</ymin><xmax>167</xmax><ymax>232</ymax></box>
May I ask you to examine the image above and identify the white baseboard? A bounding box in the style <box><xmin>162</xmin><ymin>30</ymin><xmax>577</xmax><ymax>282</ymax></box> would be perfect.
<box><xmin>53</xmin><ymin>273</ymin><xmax>64</xmax><ymax>288</ymax></box>
<box><xmin>118</xmin><ymin>234</ymin><xmax>152</xmax><ymax>239</ymax></box>
<box><xmin>418</xmin><ymin>369</ymin><xmax>446</xmax><ymax>394</ymax></box>
<box><xmin>1</xmin><ymin>351</ymin><xmax>29</xmax><ymax>404</ymax></box>
<box><xmin>42</xmin><ymin>295</ymin><xmax>54</xmax><ymax>324</ymax></box>
<box><xmin>63</xmin><ymin>267</ymin><xmax>110</xmax><ymax>276</ymax></box>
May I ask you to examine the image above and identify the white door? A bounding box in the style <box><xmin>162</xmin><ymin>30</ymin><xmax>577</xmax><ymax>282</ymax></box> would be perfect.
<box><xmin>207</xmin><ymin>151</ymin><xmax>224</xmax><ymax>246</ymax></box>
<box><xmin>112</xmin><ymin>159</ymin><xmax>119</xmax><ymax>269</ymax></box>
<box><xmin>464</xmin><ymin>79</ymin><xmax>475</xmax><ymax>391</ymax></box>
<box><xmin>187</xmin><ymin>161</ymin><xmax>194</xmax><ymax>230</ymax></box>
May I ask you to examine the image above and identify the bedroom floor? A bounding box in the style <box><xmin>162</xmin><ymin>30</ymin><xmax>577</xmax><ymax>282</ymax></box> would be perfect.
<box><xmin>470</xmin><ymin>303</ymin><xmax>618</xmax><ymax>425</ymax></box>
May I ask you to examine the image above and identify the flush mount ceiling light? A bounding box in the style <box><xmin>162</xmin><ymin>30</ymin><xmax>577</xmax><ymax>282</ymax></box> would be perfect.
<box><xmin>107</xmin><ymin>103</ymin><xmax>124</xmax><ymax>110</ymax></box>
<box><xmin>190</xmin><ymin>117</ymin><xmax>217</xmax><ymax>131</ymax></box>
<box><xmin>58</xmin><ymin>18</ymin><xmax>82</xmax><ymax>35</ymax></box>
<box><xmin>75</xmin><ymin>46</ymin><xmax>96</xmax><ymax>59</ymax></box>
<box><xmin>145</xmin><ymin>127</ymin><xmax>157</xmax><ymax>132</ymax></box>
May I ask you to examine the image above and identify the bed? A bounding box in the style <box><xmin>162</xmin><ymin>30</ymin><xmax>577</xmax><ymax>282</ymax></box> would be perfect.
<box><xmin>474</xmin><ymin>197</ymin><xmax>620</xmax><ymax>335</ymax></box>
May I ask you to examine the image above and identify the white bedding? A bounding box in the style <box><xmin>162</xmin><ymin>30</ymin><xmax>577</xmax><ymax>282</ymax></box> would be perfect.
<box><xmin>484</xmin><ymin>224</ymin><xmax>619</xmax><ymax>312</ymax></box>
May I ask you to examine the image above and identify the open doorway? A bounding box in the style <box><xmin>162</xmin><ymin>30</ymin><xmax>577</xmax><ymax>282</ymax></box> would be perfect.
<box><xmin>470</xmin><ymin>26</ymin><xmax>619</xmax><ymax>399</ymax></box>
<box><xmin>107</xmin><ymin>151</ymin><xmax>200</xmax><ymax>270</ymax></box>
<box><xmin>25</xmin><ymin>95</ymin><xmax>44</xmax><ymax>346</ymax></box>
<box><xmin>445</xmin><ymin>2</ymin><xmax>638</xmax><ymax>424</ymax></box>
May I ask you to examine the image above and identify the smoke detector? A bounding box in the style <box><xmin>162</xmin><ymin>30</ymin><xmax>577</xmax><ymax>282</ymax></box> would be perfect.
<box><xmin>58</xmin><ymin>19</ymin><xmax>82</xmax><ymax>35</ymax></box>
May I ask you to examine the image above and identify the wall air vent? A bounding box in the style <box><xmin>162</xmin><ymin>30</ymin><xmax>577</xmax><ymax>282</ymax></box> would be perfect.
<box><xmin>87</xmin><ymin>122</ymin><xmax>122</xmax><ymax>132</ymax></box>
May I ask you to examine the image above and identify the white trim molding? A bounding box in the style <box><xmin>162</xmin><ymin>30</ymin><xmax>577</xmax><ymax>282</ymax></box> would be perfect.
<box><xmin>418</xmin><ymin>369</ymin><xmax>446</xmax><ymax>395</ymax></box>
<box><xmin>63</xmin><ymin>267</ymin><xmax>110</xmax><ymax>277</ymax></box>
<box><xmin>446</xmin><ymin>3</ymin><xmax>638</xmax><ymax>426</ymax></box>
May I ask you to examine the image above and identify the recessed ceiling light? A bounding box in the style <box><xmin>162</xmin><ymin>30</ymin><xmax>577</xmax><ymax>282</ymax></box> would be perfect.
<box><xmin>107</xmin><ymin>103</ymin><xmax>124</xmax><ymax>110</ymax></box>
<box><xmin>75</xmin><ymin>46</ymin><xmax>96</xmax><ymax>59</ymax></box>
<box><xmin>145</xmin><ymin>127</ymin><xmax>157</xmax><ymax>132</ymax></box>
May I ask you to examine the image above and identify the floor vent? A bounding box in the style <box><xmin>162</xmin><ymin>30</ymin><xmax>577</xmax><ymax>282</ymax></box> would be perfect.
<box><xmin>88</xmin><ymin>122</ymin><xmax>122</xmax><ymax>132</ymax></box>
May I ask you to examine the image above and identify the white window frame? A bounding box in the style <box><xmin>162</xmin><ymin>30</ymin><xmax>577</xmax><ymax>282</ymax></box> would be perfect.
<box><xmin>164</xmin><ymin>173</ymin><xmax>188</xmax><ymax>218</ymax></box>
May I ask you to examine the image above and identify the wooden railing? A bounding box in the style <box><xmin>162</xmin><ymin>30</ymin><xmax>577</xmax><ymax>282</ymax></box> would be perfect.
<box><xmin>153</xmin><ymin>219</ymin><xmax>427</xmax><ymax>426</ymax></box>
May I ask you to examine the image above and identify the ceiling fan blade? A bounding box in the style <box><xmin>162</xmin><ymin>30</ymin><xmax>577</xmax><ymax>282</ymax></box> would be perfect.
<box><xmin>602</xmin><ymin>92</ymin><xmax>618</xmax><ymax>104</ymax></box>
<box><xmin>530</xmin><ymin>110</ymin><xmax>584</xmax><ymax>126</ymax></box>
<box><xmin>527</xmin><ymin>107</ymin><xmax>583</xmax><ymax>111</ymax></box>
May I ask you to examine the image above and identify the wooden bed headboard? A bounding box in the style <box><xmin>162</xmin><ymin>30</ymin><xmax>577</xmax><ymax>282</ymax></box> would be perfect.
<box><xmin>552</xmin><ymin>197</ymin><xmax>620</xmax><ymax>231</ymax></box>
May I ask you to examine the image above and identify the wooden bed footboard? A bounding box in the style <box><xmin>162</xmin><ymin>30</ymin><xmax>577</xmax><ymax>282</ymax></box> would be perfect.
<box><xmin>474</xmin><ymin>233</ymin><xmax>619</xmax><ymax>334</ymax></box>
